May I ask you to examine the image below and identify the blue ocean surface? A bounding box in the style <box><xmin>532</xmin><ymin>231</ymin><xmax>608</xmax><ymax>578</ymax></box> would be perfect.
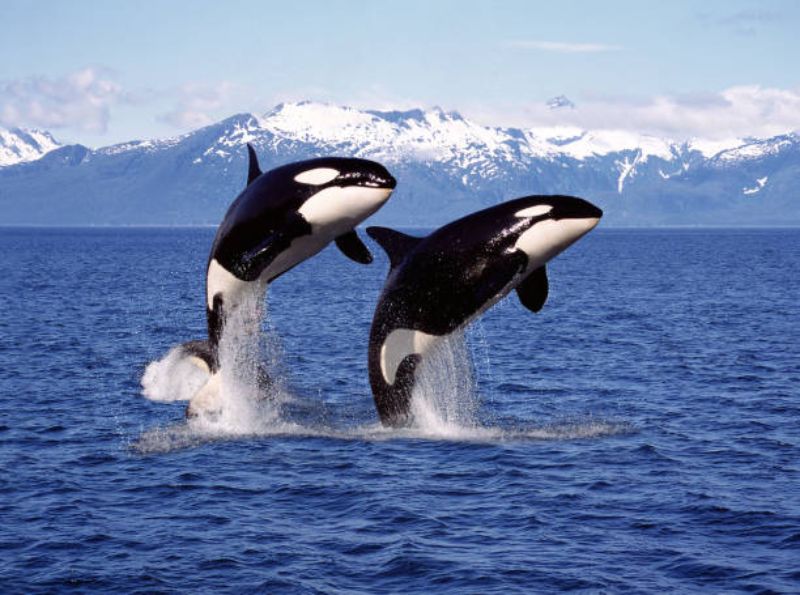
<box><xmin>1</xmin><ymin>227</ymin><xmax>799</xmax><ymax>593</ymax></box>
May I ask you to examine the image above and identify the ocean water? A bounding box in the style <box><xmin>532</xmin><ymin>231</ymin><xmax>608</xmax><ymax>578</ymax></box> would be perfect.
<box><xmin>1</xmin><ymin>227</ymin><xmax>799</xmax><ymax>593</ymax></box>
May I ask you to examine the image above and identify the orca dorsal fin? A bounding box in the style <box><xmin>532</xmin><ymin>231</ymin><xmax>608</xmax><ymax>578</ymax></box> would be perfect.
<box><xmin>366</xmin><ymin>227</ymin><xmax>423</xmax><ymax>269</ymax></box>
<box><xmin>246</xmin><ymin>143</ymin><xmax>262</xmax><ymax>186</ymax></box>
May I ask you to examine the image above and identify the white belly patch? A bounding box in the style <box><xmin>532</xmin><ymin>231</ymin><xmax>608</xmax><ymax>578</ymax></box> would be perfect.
<box><xmin>298</xmin><ymin>186</ymin><xmax>392</xmax><ymax>231</ymax></box>
<box><xmin>206</xmin><ymin>258</ymin><xmax>246</xmax><ymax>309</ymax></box>
<box><xmin>380</xmin><ymin>328</ymin><xmax>440</xmax><ymax>385</ymax></box>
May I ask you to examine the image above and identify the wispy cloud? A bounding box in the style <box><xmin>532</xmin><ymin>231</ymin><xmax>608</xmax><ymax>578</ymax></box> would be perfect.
<box><xmin>697</xmin><ymin>8</ymin><xmax>781</xmax><ymax>36</ymax></box>
<box><xmin>0</xmin><ymin>68</ymin><xmax>125</xmax><ymax>133</ymax></box>
<box><xmin>159</xmin><ymin>81</ymin><xmax>246</xmax><ymax>129</ymax></box>
<box><xmin>467</xmin><ymin>85</ymin><xmax>800</xmax><ymax>140</ymax></box>
<box><xmin>505</xmin><ymin>40</ymin><xmax>622</xmax><ymax>53</ymax></box>
<box><xmin>0</xmin><ymin>68</ymin><xmax>246</xmax><ymax>136</ymax></box>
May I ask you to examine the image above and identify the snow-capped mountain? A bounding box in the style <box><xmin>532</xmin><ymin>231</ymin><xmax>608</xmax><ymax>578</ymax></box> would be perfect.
<box><xmin>0</xmin><ymin>102</ymin><xmax>797</xmax><ymax>226</ymax></box>
<box><xmin>546</xmin><ymin>95</ymin><xmax>575</xmax><ymax>110</ymax></box>
<box><xmin>0</xmin><ymin>128</ymin><xmax>61</xmax><ymax>166</ymax></box>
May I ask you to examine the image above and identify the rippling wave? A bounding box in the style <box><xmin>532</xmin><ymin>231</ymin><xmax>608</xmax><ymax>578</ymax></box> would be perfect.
<box><xmin>1</xmin><ymin>227</ymin><xmax>798</xmax><ymax>593</ymax></box>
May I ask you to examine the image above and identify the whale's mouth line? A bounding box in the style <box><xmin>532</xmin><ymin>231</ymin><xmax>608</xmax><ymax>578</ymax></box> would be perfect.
<box><xmin>336</xmin><ymin>171</ymin><xmax>397</xmax><ymax>190</ymax></box>
<box><xmin>332</xmin><ymin>180</ymin><xmax>396</xmax><ymax>192</ymax></box>
<box><xmin>353</xmin><ymin>178</ymin><xmax>396</xmax><ymax>190</ymax></box>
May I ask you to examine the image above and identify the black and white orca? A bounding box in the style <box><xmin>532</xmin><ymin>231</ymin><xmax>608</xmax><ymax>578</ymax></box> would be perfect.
<box><xmin>366</xmin><ymin>195</ymin><xmax>602</xmax><ymax>427</ymax></box>
<box><xmin>181</xmin><ymin>144</ymin><xmax>396</xmax><ymax>418</ymax></box>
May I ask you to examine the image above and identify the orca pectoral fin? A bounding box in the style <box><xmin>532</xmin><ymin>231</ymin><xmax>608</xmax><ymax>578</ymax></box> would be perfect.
<box><xmin>366</xmin><ymin>226</ymin><xmax>423</xmax><ymax>269</ymax></box>
<box><xmin>516</xmin><ymin>265</ymin><xmax>549</xmax><ymax>313</ymax></box>
<box><xmin>335</xmin><ymin>230</ymin><xmax>373</xmax><ymax>264</ymax></box>
<box><xmin>246</xmin><ymin>143</ymin><xmax>262</xmax><ymax>186</ymax></box>
<box><xmin>239</xmin><ymin>213</ymin><xmax>312</xmax><ymax>281</ymax></box>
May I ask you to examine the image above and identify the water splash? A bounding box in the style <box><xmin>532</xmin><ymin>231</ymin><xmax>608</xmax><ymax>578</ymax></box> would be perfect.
<box><xmin>137</xmin><ymin>288</ymin><xmax>632</xmax><ymax>452</ymax></box>
<box><xmin>196</xmin><ymin>286</ymin><xmax>288</xmax><ymax>433</ymax></box>
<box><xmin>140</xmin><ymin>284</ymin><xmax>290</xmax><ymax>435</ymax></box>
<box><xmin>141</xmin><ymin>344</ymin><xmax>210</xmax><ymax>402</ymax></box>
<box><xmin>408</xmin><ymin>331</ymin><xmax>481</xmax><ymax>437</ymax></box>
<box><xmin>135</xmin><ymin>316</ymin><xmax>633</xmax><ymax>454</ymax></box>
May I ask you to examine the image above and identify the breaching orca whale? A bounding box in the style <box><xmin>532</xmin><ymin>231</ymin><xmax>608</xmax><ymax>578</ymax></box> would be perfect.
<box><xmin>366</xmin><ymin>195</ymin><xmax>602</xmax><ymax>427</ymax></box>
<box><xmin>180</xmin><ymin>144</ymin><xmax>396</xmax><ymax>418</ymax></box>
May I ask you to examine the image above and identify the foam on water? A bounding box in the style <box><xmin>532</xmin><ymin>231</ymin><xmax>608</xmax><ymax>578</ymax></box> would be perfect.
<box><xmin>135</xmin><ymin>318</ymin><xmax>630</xmax><ymax>454</ymax></box>
<box><xmin>132</xmin><ymin>414</ymin><xmax>631</xmax><ymax>454</ymax></box>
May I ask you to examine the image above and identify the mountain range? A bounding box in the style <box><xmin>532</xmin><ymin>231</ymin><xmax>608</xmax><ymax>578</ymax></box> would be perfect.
<box><xmin>1</xmin><ymin>101</ymin><xmax>798</xmax><ymax>226</ymax></box>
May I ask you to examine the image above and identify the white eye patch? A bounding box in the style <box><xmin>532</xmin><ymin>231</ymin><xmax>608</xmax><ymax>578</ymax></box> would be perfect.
<box><xmin>294</xmin><ymin>168</ymin><xmax>340</xmax><ymax>185</ymax></box>
<box><xmin>515</xmin><ymin>205</ymin><xmax>553</xmax><ymax>218</ymax></box>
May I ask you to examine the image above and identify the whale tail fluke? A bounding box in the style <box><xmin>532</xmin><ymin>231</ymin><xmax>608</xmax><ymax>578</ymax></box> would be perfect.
<box><xmin>177</xmin><ymin>339</ymin><xmax>217</xmax><ymax>374</ymax></box>
<box><xmin>366</xmin><ymin>226</ymin><xmax>422</xmax><ymax>269</ymax></box>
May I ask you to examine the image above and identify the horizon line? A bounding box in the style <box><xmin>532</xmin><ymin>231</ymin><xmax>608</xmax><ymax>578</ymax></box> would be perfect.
<box><xmin>3</xmin><ymin>224</ymin><xmax>800</xmax><ymax>231</ymax></box>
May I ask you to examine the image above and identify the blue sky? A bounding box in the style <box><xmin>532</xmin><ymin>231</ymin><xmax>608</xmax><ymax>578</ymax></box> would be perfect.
<box><xmin>2</xmin><ymin>0</ymin><xmax>798</xmax><ymax>145</ymax></box>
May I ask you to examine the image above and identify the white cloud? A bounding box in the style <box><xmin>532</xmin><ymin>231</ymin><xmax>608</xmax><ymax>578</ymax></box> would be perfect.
<box><xmin>0</xmin><ymin>67</ymin><xmax>124</xmax><ymax>133</ymax></box>
<box><xmin>505</xmin><ymin>40</ymin><xmax>622</xmax><ymax>53</ymax></box>
<box><xmin>467</xmin><ymin>85</ymin><xmax>800</xmax><ymax>140</ymax></box>
<box><xmin>159</xmin><ymin>81</ymin><xmax>243</xmax><ymax>129</ymax></box>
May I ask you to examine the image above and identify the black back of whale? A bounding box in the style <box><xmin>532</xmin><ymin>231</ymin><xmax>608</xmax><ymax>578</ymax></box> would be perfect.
<box><xmin>366</xmin><ymin>194</ymin><xmax>602</xmax><ymax>426</ymax></box>
<box><xmin>200</xmin><ymin>148</ymin><xmax>395</xmax><ymax>369</ymax></box>
<box><xmin>212</xmin><ymin>156</ymin><xmax>370</xmax><ymax>281</ymax></box>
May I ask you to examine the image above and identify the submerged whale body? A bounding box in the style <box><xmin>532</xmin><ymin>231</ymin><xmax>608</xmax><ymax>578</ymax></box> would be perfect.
<box><xmin>175</xmin><ymin>145</ymin><xmax>397</xmax><ymax>418</ymax></box>
<box><xmin>366</xmin><ymin>195</ymin><xmax>602</xmax><ymax>427</ymax></box>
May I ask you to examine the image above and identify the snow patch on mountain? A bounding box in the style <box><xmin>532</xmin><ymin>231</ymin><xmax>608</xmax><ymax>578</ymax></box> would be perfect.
<box><xmin>258</xmin><ymin>102</ymin><xmax>527</xmax><ymax>169</ymax></box>
<box><xmin>0</xmin><ymin>128</ymin><xmax>61</xmax><ymax>166</ymax></box>
<box><xmin>686</xmin><ymin>137</ymin><xmax>745</xmax><ymax>158</ymax></box>
<box><xmin>97</xmin><ymin>136</ymin><xmax>186</xmax><ymax>157</ymax></box>
<box><xmin>717</xmin><ymin>135</ymin><xmax>797</xmax><ymax>163</ymax></box>
<box><xmin>743</xmin><ymin>176</ymin><xmax>768</xmax><ymax>195</ymax></box>
<box><xmin>557</xmin><ymin>130</ymin><xmax>675</xmax><ymax>161</ymax></box>
<box><xmin>616</xmin><ymin>152</ymin><xmax>645</xmax><ymax>193</ymax></box>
